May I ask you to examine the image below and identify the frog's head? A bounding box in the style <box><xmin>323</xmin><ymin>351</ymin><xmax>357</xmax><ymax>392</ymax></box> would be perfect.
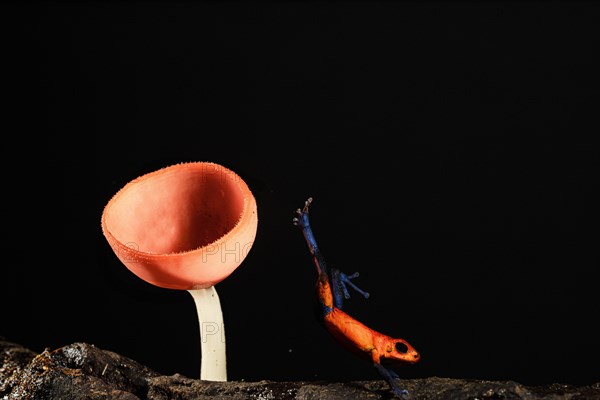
<box><xmin>381</xmin><ymin>337</ymin><xmax>421</xmax><ymax>366</ymax></box>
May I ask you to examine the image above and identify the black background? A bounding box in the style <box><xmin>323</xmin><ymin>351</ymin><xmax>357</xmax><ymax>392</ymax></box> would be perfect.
<box><xmin>3</xmin><ymin>1</ymin><xmax>599</xmax><ymax>388</ymax></box>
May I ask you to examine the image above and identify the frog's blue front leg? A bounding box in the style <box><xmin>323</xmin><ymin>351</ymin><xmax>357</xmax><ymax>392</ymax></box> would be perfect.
<box><xmin>331</xmin><ymin>268</ymin><xmax>370</xmax><ymax>309</ymax></box>
<box><xmin>375</xmin><ymin>364</ymin><xmax>410</xmax><ymax>399</ymax></box>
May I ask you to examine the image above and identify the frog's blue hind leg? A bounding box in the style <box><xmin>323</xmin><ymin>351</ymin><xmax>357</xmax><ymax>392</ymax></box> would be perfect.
<box><xmin>331</xmin><ymin>269</ymin><xmax>370</xmax><ymax>309</ymax></box>
<box><xmin>293</xmin><ymin>197</ymin><xmax>328</xmax><ymax>277</ymax></box>
<box><xmin>292</xmin><ymin>198</ymin><xmax>317</xmax><ymax>251</ymax></box>
<box><xmin>293</xmin><ymin>197</ymin><xmax>370</xmax><ymax>310</ymax></box>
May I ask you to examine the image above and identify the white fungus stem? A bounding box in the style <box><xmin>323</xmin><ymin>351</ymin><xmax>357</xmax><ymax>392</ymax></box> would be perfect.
<box><xmin>188</xmin><ymin>286</ymin><xmax>227</xmax><ymax>381</ymax></box>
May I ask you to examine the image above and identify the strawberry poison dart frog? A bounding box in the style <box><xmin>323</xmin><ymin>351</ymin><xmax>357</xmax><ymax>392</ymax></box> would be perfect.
<box><xmin>293</xmin><ymin>197</ymin><xmax>420</xmax><ymax>398</ymax></box>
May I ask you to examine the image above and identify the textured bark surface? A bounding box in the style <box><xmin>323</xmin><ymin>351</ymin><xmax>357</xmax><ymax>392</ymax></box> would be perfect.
<box><xmin>2</xmin><ymin>338</ymin><xmax>599</xmax><ymax>400</ymax></box>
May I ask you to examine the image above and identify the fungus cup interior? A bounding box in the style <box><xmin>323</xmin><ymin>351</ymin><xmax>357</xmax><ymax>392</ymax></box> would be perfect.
<box><xmin>101</xmin><ymin>161</ymin><xmax>258</xmax><ymax>382</ymax></box>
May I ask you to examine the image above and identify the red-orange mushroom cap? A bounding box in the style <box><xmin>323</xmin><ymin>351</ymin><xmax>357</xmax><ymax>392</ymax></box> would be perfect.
<box><xmin>101</xmin><ymin>161</ymin><xmax>258</xmax><ymax>290</ymax></box>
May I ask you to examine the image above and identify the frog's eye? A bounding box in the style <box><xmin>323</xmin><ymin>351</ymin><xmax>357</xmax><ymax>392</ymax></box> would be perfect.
<box><xmin>396</xmin><ymin>342</ymin><xmax>409</xmax><ymax>353</ymax></box>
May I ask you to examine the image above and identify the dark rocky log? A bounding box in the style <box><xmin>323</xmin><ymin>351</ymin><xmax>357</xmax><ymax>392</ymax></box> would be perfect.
<box><xmin>2</xmin><ymin>338</ymin><xmax>599</xmax><ymax>400</ymax></box>
<box><xmin>1</xmin><ymin>338</ymin><xmax>159</xmax><ymax>399</ymax></box>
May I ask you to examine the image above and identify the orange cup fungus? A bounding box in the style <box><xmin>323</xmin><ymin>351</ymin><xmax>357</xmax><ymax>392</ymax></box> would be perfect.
<box><xmin>101</xmin><ymin>161</ymin><xmax>258</xmax><ymax>290</ymax></box>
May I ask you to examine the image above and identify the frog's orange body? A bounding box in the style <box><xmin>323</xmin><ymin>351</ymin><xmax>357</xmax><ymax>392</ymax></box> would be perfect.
<box><xmin>318</xmin><ymin>277</ymin><xmax>420</xmax><ymax>367</ymax></box>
